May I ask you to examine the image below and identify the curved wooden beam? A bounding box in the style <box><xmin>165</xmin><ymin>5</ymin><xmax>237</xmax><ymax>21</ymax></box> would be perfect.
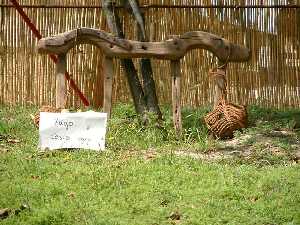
<box><xmin>37</xmin><ymin>28</ymin><xmax>250</xmax><ymax>62</ymax></box>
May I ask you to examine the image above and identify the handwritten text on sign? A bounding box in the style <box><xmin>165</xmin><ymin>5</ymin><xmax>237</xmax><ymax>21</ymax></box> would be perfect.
<box><xmin>39</xmin><ymin>112</ymin><xmax>107</xmax><ymax>151</ymax></box>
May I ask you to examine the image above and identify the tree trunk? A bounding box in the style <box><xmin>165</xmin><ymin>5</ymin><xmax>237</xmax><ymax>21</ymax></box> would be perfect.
<box><xmin>102</xmin><ymin>0</ymin><xmax>162</xmax><ymax>121</ymax></box>
<box><xmin>133</xmin><ymin>2</ymin><xmax>162</xmax><ymax>119</ymax></box>
<box><xmin>139</xmin><ymin>57</ymin><xmax>162</xmax><ymax>119</ymax></box>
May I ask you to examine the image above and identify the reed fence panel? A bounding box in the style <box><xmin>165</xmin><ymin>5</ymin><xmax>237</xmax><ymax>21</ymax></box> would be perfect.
<box><xmin>0</xmin><ymin>0</ymin><xmax>299</xmax><ymax>108</ymax></box>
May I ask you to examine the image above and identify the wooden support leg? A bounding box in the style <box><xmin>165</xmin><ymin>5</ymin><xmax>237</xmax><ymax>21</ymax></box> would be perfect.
<box><xmin>56</xmin><ymin>54</ymin><xmax>67</xmax><ymax>109</ymax></box>
<box><xmin>103</xmin><ymin>56</ymin><xmax>114</xmax><ymax>118</ymax></box>
<box><xmin>171</xmin><ymin>60</ymin><xmax>182</xmax><ymax>136</ymax></box>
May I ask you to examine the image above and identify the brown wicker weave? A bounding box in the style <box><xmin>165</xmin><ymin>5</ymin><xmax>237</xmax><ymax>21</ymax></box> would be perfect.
<box><xmin>204</xmin><ymin>100</ymin><xmax>247</xmax><ymax>139</ymax></box>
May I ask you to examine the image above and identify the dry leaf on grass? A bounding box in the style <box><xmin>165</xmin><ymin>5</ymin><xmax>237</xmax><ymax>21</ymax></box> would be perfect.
<box><xmin>143</xmin><ymin>150</ymin><xmax>157</xmax><ymax>161</ymax></box>
<box><xmin>68</xmin><ymin>192</ymin><xmax>76</xmax><ymax>198</ymax></box>
<box><xmin>168</xmin><ymin>210</ymin><xmax>181</xmax><ymax>221</ymax></box>
<box><xmin>7</xmin><ymin>138</ymin><xmax>21</xmax><ymax>144</ymax></box>
<box><xmin>30</xmin><ymin>175</ymin><xmax>40</xmax><ymax>180</ymax></box>
<box><xmin>0</xmin><ymin>208</ymin><xmax>12</xmax><ymax>220</ymax></box>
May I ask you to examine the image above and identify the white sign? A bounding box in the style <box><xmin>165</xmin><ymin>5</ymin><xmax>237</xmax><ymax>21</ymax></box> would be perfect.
<box><xmin>38</xmin><ymin>111</ymin><xmax>107</xmax><ymax>151</ymax></box>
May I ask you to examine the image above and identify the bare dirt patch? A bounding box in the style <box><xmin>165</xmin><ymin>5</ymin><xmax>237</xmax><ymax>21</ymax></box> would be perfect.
<box><xmin>174</xmin><ymin>129</ymin><xmax>300</xmax><ymax>164</ymax></box>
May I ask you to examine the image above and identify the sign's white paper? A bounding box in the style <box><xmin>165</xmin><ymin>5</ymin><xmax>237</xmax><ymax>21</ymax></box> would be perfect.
<box><xmin>39</xmin><ymin>111</ymin><xmax>107</xmax><ymax>151</ymax></box>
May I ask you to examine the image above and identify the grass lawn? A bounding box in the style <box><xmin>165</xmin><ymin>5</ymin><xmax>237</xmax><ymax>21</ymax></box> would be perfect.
<box><xmin>0</xmin><ymin>104</ymin><xmax>299</xmax><ymax>225</ymax></box>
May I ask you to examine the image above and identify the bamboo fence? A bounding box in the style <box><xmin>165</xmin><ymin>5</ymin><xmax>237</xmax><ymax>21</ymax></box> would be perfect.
<box><xmin>0</xmin><ymin>0</ymin><xmax>299</xmax><ymax>108</ymax></box>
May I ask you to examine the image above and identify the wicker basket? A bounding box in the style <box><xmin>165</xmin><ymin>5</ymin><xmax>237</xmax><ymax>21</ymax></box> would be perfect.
<box><xmin>204</xmin><ymin>100</ymin><xmax>247</xmax><ymax>139</ymax></box>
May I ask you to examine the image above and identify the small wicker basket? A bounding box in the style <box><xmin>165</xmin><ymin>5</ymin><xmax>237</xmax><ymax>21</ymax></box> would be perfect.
<box><xmin>204</xmin><ymin>100</ymin><xmax>247</xmax><ymax>139</ymax></box>
<box><xmin>204</xmin><ymin>64</ymin><xmax>248</xmax><ymax>139</ymax></box>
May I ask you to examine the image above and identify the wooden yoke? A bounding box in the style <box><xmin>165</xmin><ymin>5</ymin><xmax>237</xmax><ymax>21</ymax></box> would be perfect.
<box><xmin>37</xmin><ymin>28</ymin><xmax>250</xmax><ymax>134</ymax></box>
<box><xmin>38</xmin><ymin>28</ymin><xmax>250</xmax><ymax>62</ymax></box>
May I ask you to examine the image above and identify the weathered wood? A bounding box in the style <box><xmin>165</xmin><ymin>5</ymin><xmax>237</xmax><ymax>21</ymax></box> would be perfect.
<box><xmin>103</xmin><ymin>56</ymin><xmax>114</xmax><ymax>118</ymax></box>
<box><xmin>102</xmin><ymin>0</ymin><xmax>148</xmax><ymax>118</ymax></box>
<box><xmin>134</xmin><ymin>2</ymin><xmax>162</xmax><ymax>119</ymax></box>
<box><xmin>37</xmin><ymin>28</ymin><xmax>250</xmax><ymax>62</ymax></box>
<box><xmin>171</xmin><ymin>60</ymin><xmax>182</xmax><ymax>135</ymax></box>
<box><xmin>127</xmin><ymin>0</ymin><xmax>146</xmax><ymax>39</ymax></box>
<box><xmin>56</xmin><ymin>54</ymin><xmax>67</xmax><ymax>108</ymax></box>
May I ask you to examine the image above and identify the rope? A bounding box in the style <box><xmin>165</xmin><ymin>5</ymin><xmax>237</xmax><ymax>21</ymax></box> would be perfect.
<box><xmin>217</xmin><ymin>43</ymin><xmax>231</xmax><ymax>69</ymax></box>
<box><xmin>208</xmin><ymin>44</ymin><xmax>232</xmax><ymax>103</ymax></box>
<box><xmin>209</xmin><ymin>67</ymin><xmax>227</xmax><ymax>103</ymax></box>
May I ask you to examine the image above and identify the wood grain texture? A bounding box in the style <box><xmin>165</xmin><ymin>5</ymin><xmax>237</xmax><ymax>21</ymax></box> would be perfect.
<box><xmin>37</xmin><ymin>28</ymin><xmax>250</xmax><ymax>62</ymax></box>
<box><xmin>56</xmin><ymin>54</ymin><xmax>67</xmax><ymax>108</ymax></box>
<box><xmin>171</xmin><ymin>60</ymin><xmax>182</xmax><ymax>135</ymax></box>
<box><xmin>103</xmin><ymin>56</ymin><xmax>114</xmax><ymax>118</ymax></box>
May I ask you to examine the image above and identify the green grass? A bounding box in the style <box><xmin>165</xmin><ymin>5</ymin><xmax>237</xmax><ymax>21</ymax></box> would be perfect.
<box><xmin>0</xmin><ymin>104</ymin><xmax>299</xmax><ymax>225</ymax></box>
<box><xmin>106</xmin><ymin>104</ymin><xmax>214</xmax><ymax>151</ymax></box>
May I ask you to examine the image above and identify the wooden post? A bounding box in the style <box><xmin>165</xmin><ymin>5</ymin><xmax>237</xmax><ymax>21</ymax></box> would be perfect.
<box><xmin>171</xmin><ymin>60</ymin><xmax>182</xmax><ymax>135</ymax></box>
<box><xmin>56</xmin><ymin>54</ymin><xmax>67</xmax><ymax>108</ymax></box>
<box><xmin>213</xmin><ymin>68</ymin><xmax>226</xmax><ymax>109</ymax></box>
<box><xmin>103</xmin><ymin>56</ymin><xmax>114</xmax><ymax>118</ymax></box>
